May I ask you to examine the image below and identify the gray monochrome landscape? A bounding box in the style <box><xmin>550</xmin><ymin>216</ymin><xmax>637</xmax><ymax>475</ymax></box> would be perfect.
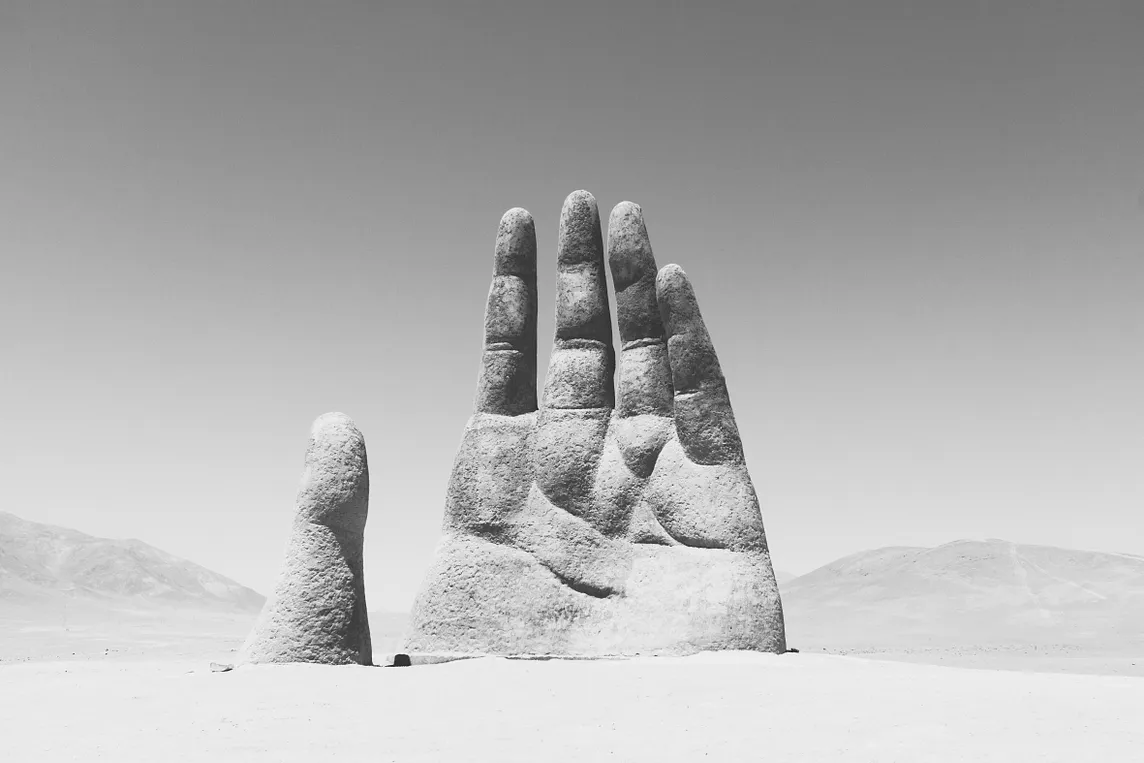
<box><xmin>5</xmin><ymin>191</ymin><xmax>1143</xmax><ymax>762</ymax></box>
<box><xmin>4</xmin><ymin>1</ymin><xmax>1143</xmax><ymax>761</ymax></box>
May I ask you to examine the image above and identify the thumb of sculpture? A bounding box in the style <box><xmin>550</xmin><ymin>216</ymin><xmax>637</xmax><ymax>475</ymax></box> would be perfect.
<box><xmin>241</xmin><ymin>412</ymin><xmax>373</xmax><ymax>665</ymax></box>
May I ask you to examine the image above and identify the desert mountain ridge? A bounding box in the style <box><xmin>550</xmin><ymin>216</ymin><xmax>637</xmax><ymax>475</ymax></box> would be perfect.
<box><xmin>0</xmin><ymin>511</ymin><xmax>264</xmax><ymax>613</ymax></box>
<box><xmin>5</xmin><ymin>509</ymin><xmax>1142</xmax><ymax>658</ymax></box>
<box><xmin>785</xmin><ymin>537</ymin><xmax>1144</xmax><ymax>604</ymax></box>
<box><xmin>781</xmin><ymin>537</ymin><xmax>1144</xmax><ymax>654</ymax></box>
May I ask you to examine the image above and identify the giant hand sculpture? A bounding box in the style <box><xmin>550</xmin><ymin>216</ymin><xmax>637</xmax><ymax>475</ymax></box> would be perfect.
<box><xmin>405</xmin><ymin>192</ymin><xmax>785</xmax><ymax>656</ymax></box>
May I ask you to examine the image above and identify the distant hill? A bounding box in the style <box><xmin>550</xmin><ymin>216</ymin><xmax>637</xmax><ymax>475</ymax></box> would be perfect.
<box><xmin>0</xmin><ymin>512</ymin><xmax>264</xmax><ymax>614</ymax></box>
<box><xmin>7</xmin><ymin>514</ymin><xmax>1142</xmax><ymax>663</ymax></box>
<box><xmin>781</xmin><ymin>539</ymin><xmax>1144</xmax><ymax>653</ymax></box>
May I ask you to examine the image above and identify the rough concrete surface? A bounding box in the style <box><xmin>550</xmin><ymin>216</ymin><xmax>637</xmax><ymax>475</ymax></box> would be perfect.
<box><xmin>405</xmin><ymin>193</ymin><xmax>785</xmax><ymax>656</ymax></box>
<box><xmin>242</xmin><ymin>412</ymin><xmax>372</xmax><ymax>665</ymax></box>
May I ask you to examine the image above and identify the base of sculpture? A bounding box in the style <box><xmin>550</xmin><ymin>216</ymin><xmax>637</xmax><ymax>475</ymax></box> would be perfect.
<box><xmin>242</xmin><ymin>522</ymin><xmax>372</xmax><ymax>665</ymax></box>
<box><xmin>403</xmin><ymin>533</ymin><xmax>785</xmax><ymax>657</ymax></box>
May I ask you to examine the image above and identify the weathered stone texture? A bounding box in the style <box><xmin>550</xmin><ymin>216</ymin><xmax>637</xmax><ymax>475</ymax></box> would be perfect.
<box><xmin>476</xmin><ymin>208</ymin><xmax>537</xmax><ymax>416</ymax></box>
<box><xmin>242</xmin><ymin>412</ymin><xmax>372</xmax><ymax>665</ymax></box>
<box><xmin>405</xmin><ymin>192</ymin><xmax>785</xmax><ymax>657</ymax></box>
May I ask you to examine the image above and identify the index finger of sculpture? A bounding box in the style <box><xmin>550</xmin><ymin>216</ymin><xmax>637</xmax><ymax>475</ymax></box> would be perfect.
<box><xmin>607</xmin><ymin>201</ymin><xmax>672</xmax><ymax>418</ymax></box>
<box><xmin>475</xmin><ymin>208</ymin><xmax>537</xmax><ymax>416</ymax></box>
<box><xmin>656</xmin><ymin>265</ymin><xmax>745</xmax><ymax>465</ymax></box>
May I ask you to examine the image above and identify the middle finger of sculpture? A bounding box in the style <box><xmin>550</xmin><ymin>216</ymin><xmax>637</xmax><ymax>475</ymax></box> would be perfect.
<box><xmin>405</xmin><ymin>191</ymin><xmax>786</xmax><ymax>656</ymax></box>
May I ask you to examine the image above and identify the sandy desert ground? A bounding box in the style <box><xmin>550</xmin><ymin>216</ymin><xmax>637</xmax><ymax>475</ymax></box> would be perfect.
<box><xmin>2</xmin><ymin>606</ymin><xmax>1142</xmax><ymax>762</ymax></box>
<box><xmin>2</xmin><ymin>652</ymin><xmax>1142</xmax><ymax>762</ymax></box>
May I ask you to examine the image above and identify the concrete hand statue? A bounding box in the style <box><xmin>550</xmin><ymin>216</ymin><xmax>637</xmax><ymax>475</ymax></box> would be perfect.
<box><xmin>405</xmin><ymin>192</ymin><xmax>785</xmax><ymax>656</ymax></box>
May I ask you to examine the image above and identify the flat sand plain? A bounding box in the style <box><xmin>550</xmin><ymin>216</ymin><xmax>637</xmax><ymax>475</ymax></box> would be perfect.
<box><xmin>3</xmin><ymin>652</ymin><xmax>1142</xmax><ymax>762</ymax></box>
<box><xmin>3</xmin><ymin>605</ymin><xmax>1142</xmax><ymax>760</ymax></box>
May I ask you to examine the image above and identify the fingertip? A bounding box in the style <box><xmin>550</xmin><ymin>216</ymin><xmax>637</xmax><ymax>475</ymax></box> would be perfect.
<box><xmin>495</xmin><ymin>207</ymin><xmax>537</xmax><ymax>277</ymax></box>
<box><xmin>498</xmin><ymin>207</ymin><xmax>534</xmax><ymax>236</ymax></box>
<box><xmin>609</xmin><ymin>200</ymin><xmax>643</xmax><ymax>225</ymax></box>
<box><xmin>564</xmin><ymin>189</ymin><xmax>597</xmax><ymax>209</ymax></box>
<box><xmin>312</xmin><ymin>410</ymin><xmax>354</xmax><ymax>431</ymax></box>
<box><xmin>655</xmin><ymin>263</ymin><xmax>689</xmax><ymax>297</ymax></box>
<box><xmin>656</xmin><ymin>264</ymin><xmax>703</xmax><ymax>340</ymax></box>
<box><xmin>558</xmin><ymin>190</ymin><xmax>603</xmax><ymax>266</ymax></box>
<box><xmin>310</xmin><ymin>412</ymin><xmax>365</xmax><ymax>446</ymax></box>
<box><xmin>607</xmin><ymin>202</ymin><xmax>655</xmax><ymax>290</ymax></box>
<box><xmin>501</xmin><ymin>206</ymin><xmax>532</xmax><ymax>222</ymax></box>
<box><xmin>299</xmin><ymin>412</ymin><xmax>369</xmax><ymax>528</ymax></box>
<box><xmin>562</xmin><ymin>190</ymin><xmax>598</xmax><ymax>225</ymax></box>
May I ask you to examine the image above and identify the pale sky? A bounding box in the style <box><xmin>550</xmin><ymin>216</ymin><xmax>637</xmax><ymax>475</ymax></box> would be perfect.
<box><xmin>2</xmin><ymin>1</ymin><xmax>1142</xmax><ymax>609</ymax></box>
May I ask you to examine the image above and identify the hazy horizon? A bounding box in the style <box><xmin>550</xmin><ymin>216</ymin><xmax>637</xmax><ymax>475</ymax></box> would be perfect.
<box><xmin>3</xmin><ymin>1</ymin><xmax>1142</xmax><ymax>609</ymax></box>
